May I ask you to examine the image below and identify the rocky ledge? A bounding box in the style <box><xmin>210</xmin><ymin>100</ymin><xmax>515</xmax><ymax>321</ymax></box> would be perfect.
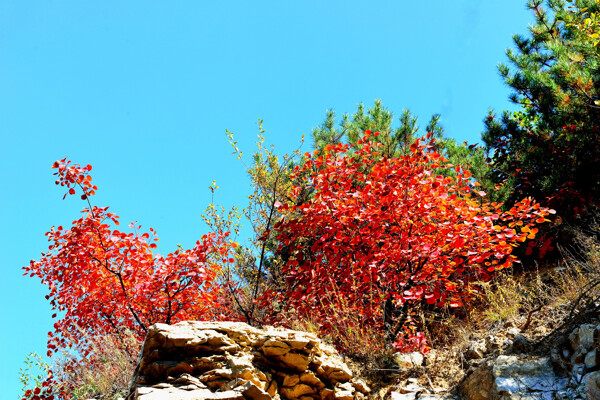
<box><xmin>126</xmin><ymin>321</ymin><xmax>370</xmax><ymax>400</ymax></box>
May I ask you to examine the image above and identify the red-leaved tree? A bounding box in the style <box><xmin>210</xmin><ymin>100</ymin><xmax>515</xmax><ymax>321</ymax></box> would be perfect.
<box><xmin>273</xmin><ymin>131</ymin><xmax>553</xmax><ymax>352</ymax></box>
<box><xmin>23</xmin><ymin>158</ymin><xmax>236</xmax><ymax>399</ymax></box>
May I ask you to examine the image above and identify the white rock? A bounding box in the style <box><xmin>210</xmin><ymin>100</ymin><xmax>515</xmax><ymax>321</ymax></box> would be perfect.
<box><xmin>507</xmin><ymin>328</ymin><xmax>520</xmax><ymax>339</ymax></box>
<box><xmin>585</xmin><ymin>349</ymin><xmax>598</xmax><ymax>370</ymax></box>
<box><xmin>569</xmin><ymin>324</ymin><xmax>596</xmax><ymax>352</ymax></box>
<box><xmin>392</xmin><ymin>352</ymin><xmax>424</xmax><ymax>370</ymax></box>
<box><xmin>582</xmin><ymin>371</ymin><xmax>600</xmax><ymax>400</ymax></box>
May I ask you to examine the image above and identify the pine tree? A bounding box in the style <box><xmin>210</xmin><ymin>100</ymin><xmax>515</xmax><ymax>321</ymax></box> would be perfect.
<box><xmin>312</xmin><ymin>100</ymin><xmax>438</xmax><ymax>157</ymax></box>
<box><xmin>312</xmin><ymin>100</ymin><xmax>488</xmax><ymax>184</ymax></box>
<box><xmin>483</xmin><ymin>0</ymin><xmax>600</xmax><ymax>215</ymax></box>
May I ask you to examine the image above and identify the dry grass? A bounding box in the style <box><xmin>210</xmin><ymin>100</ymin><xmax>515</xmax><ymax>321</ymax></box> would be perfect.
<box><xmin>280</xmin><ymin>306</ymin><xmax>394</xmax><ymax>368</ymax></box>
<box><xmin>478</xmin><ymin>268</ymin><xmax>550</xmax><ymax>328</ymax></box>
<box><xmin>451</xmin><ymin>213</ymin><xmax>600</xmax><ymax>351</ymax></box>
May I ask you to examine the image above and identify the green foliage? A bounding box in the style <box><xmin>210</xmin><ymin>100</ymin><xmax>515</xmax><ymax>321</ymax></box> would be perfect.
<box><xmin>312</xmin><ymin>100</ymin><xmax>422</xmax><ymax>157</ymax></box>
<box><xmin>312</xmin><ymin>100</ymin><xmax>440</xmax><ymax>157</ymax></box>
<box><xmin>224</xmin><ymin>121</ymin><xmax>305</xmax><ymax>324</ymax></box>
<box><xmin>313</xmin><ymin>100</ymin><xmax>489</xmax><ymax>186</ymax></box>
<box><xmin>483</xmin><ymin>0</ymin><xmax>600</xmax><ymax>215</ymax></box>
<box><xmin>19</xmin><ymin>353</ymin><xmax>51</xmax><ymax>397</ymax></box>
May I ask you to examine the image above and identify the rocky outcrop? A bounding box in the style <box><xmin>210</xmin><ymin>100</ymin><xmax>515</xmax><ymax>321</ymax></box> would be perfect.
<box><xmin>386</xmin><ymin>378</ymin><xmax>456</xmax><ymax>400</ymax></box>
<box><xmin>460</xmin><ymin>323</ymin><xmax>600</xmax><ymax>400</ymax></box>
<box><xmin>126</xmin><ymin>321</ymin><xmax>369</xmax><ymax>400</ymax></box>
<box><xmin>460</xmin><ymin>355</ymin><xmax>568</xmax><ymax>400</ymax></box>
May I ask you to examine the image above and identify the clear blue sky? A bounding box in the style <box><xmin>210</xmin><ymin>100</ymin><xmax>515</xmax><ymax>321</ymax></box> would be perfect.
<box><xmin>1</xmin><ymin>1</ymin><xmax>533</xmax><ymax>397</ymax></box>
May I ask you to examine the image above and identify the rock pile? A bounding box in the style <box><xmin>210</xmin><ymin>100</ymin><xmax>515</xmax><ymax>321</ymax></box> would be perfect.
<box><xmin>460</xmin><ymin>323</ymin><xmax>600</xmax><ymax>400</ymax></box>
<box><xmin>460</xmin><ymin>355</ymin><xmax>568</xmax><ymax>400</ymax></box>
<box><xmin>554</xmin><ymin>323</ymin><xmax>600</xmax><ymax>399</ymax></box>
<box><xmin>126</xmin><ymin>321</ymin><xmax>370</xmax><ymax>400</ymax></box>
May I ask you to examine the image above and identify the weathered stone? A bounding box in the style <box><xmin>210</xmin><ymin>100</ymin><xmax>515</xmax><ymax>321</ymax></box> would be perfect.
<box><xmin>152</xmin><ymin>382</ymin><xmax>173</xmax><ymax>389</ymax></box>
<box><xmin>392</xmin><ymin>352</ymin><xmax>424</xmax><ymax>370</ymax></box>
<box><xmin>460</xmin><ymin>359</ymin><xmax>495</xmax><ymax>400</ymax></box>
<box><xmin>135</xmin><ymin>385</ymin><xmax>246</xmax><ymax>400</ymax></box>
<box><xmin>494</xmin><ymin>356</ymin><xmax>567</xmax><ymax>395</ymax></box>
<box><xmin>467</xmin><ymin>340</ymin><xmax>487</xmax><ymax>359</ymax></box>
<box><xmin>387</xmin><ymin>382</ymin><xmax>453</xmax><ymax>400</ymax></box>
<box><xmin>573</xmin><ymin>348</ymin><xmax>587</xmax><ymax>364</ymax></box>
<box><xmin>262</xmin><ymin>339</ymin><xmax>292</xmax><ymax>356</ymax></box>
<box><xmin>236</xmin><ymin>381</ymin><xmax>272</xmax><ymax>400</ymax></box>
<box><xmin>485</xmin><ymin>335</ymin><xmax>504</xmax><ymax>350</ymax></box>
<box><xmin>389</xmin><ymin>392</ymin><xmax>417</xmax><ymax>400</ymax></box>
<box><xmin>171</xmin><ymin>373</ymin><xmax>207</xmax><ymax>389</ymax></box>
<box><xmin>316</xmin><ymin>355</ymin><xmax>353</xmax><ymax>383</ymax></box>
<box><xmin>277</xmin><ymin>352</ymin><xmax>310</xmax><ymax>372</ymax></box>
<box><xmin>582</xmin><ymin>371</ymin><xmax>600</xmax><ymax>400</ymax></box>
<box><xmin>506</xmin><ymin>328</ymin><xmax>521</xmax><ymax>339</ymax></box>
<box><xmin>459</xmin><ymin>323</ymin><xmax>600</xmax><ymax>400</ymax></box>
<box><xmin>398</xmin><ymin>382</ymin><xmax>424</xmax><ymax>394</ymax></box>
<box><xmin>265</xmin><ymin>380</ymin><xmax>278</xmax><ymax>398</ymax></box>
<box><xmin>333</xmin><ymin>382</ymin><xmax>354</xmax><ymax>400</ymax></box>
<box><xmin>585</xmin><ymin>349</ymin><xmax>598</xmax><ymax>370</ymax></box>
<box><xmin>569</xmin><ymin>324</ymin><xmax>596</xmax><ymax>352</ymax></box>
<box><xmin>280</xmin><ymin>384</ymin><xmax>316</xmax><ymax>399</ymax></box>
<box><xmin>281</xmin><ymin>374</ymin><xmax>300</xmax><ymax>387</ymax></box>
<box><xmin>572</xmin><ymin>363</ymin><xmax>586</xmax><ymax>383</ymax></box>
<box><xmin>319</xmin><ymin>388</ymin><xmax>334</xmax><ymax>400</ymax></box>
<box><xmin>128</xmin><ymin>321</ymin><xmax>361</xmax><ymax>400</ymax></box>
<box><xmin>511</xmin><ymin>334</ymin><xmax>534</xmax><ymax>354</ymax></box>
<box><xmin>461</xmin><ymin>356</ymin><xmax>568</xmax><ymax>400</ymax></box>
<box><xmin>352</xmin><ymin>379</ymin><xmax>370</xmax><ymax>394</ymax></box>
<box><xmin>300</xmin><ymin>371</ymin><xmax>326</xmax><ymax>389</ymax></box>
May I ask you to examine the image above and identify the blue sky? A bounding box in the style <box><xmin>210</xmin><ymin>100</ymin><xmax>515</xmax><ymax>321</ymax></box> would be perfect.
<box><xmin>1</xmin><ymin>1</ymin><xmax>533</xmax><ymax>397</ymax></box>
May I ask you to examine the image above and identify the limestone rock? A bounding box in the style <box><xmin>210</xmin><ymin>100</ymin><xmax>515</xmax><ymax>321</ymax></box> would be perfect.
<box><xmin>460</xmin><ymin>355</ymin><xmax>568</xmax><ymax>400</ymax></box>
<box><xmin>315</xmin><ymin>350</ymin><xmax>353</xmax><ymax>383</ymax></box>
<box><xmin>466</xmin><ymin>340</ymin><xmax>487</xmax><ymax>360</ymax></box>
<box><xmin>459</xmin><ymin>359</ymin><xmax>495</xmax><ymax>400</ymax></box>
<box><xmin>506</xmin><ymin>328</ymin><xmax>520</xmax><ymax>339</ymax></box>
<box><xmin>584</xmin><ymin>349</ymin><xmax>598</xmax><ymax>370</ymax></box>
<box><xmin>133</xmin><ymin>385</ymin><xmax>246</xmax><ymax>400</ymax></box>
<box><xmin>493</xmin><ymin>356</ymin><xmax>567</xmax><ymax>395</ymax></box>
<box><xmin>237</xmin><ymin>381</ymin><xmax>271</xmax><ymax>400</ymax></box>
<box><xmin>485</xmin><ymin>335</ymin><xmax>504</xmax><ymax>351</ymax></box>
<box><xmin>392</xmin><ymin>352</ymin><xmax>424</xmax><ymax>370</ymax></box>
<box><xmin>280</xmin><ymin>384</ymin><xmax>315</xmax><ymax>399</ymax></box>
<box><xmin>277</xmin><ymin>352</ymin><xmax>310</xmax><ymax>372</ymax></box>
<box><xmin>385</xmin><ymin>378</ymin><xmax>458</xmax><ymax>400</ymax></box>
<box><xmin>334</xmin><ymin>382</ymin><xmax>354</xmax><ymax>400</ymax></box>
<box><xmin>582</xmin><ymin>371</ymin><xmax>600</xmax><ymax>400</ymax></box>
<box><xmin>127</xmin><ymin>321</ymin><xmax>367</xmax><ymax>400</ymax></box>
<box><xmin>511</xmin><ymin>334</ymin><xmax>534</xmax><ymax>354</ymax></box>
<box><xmin>569</xmin><ymin>324</ymin><xmax>596</xmax><ymax>353</ymax></box>
<box><xmin>262</xmin><ymin>339</ymin><xmax>291</xmax><ymax>356</ymax></box>
<box><xmin>352</xmin><ymin>379</ymin><xmax>370</xmax><ymax>394</ymax></box>
<box><xmin>389</xmin><ymin>392</ymin><xmax>418</xmax><ymax>400</ymax></box>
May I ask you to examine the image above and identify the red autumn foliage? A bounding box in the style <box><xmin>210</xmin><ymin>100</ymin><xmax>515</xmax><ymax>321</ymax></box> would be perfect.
<box><xmin>23</xmin><ymin>158</ymin><xmax>235</xmax><ymax>398</ymax></box>
<box><xmin>21</xmin><ymin>372</ymin><xmax>56</xmax><ymax>400</ymax></box>
<box><xmin>273</xmin><ymin>131</ymin><xmax>553</xmax><ymax>350</ymax></box>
